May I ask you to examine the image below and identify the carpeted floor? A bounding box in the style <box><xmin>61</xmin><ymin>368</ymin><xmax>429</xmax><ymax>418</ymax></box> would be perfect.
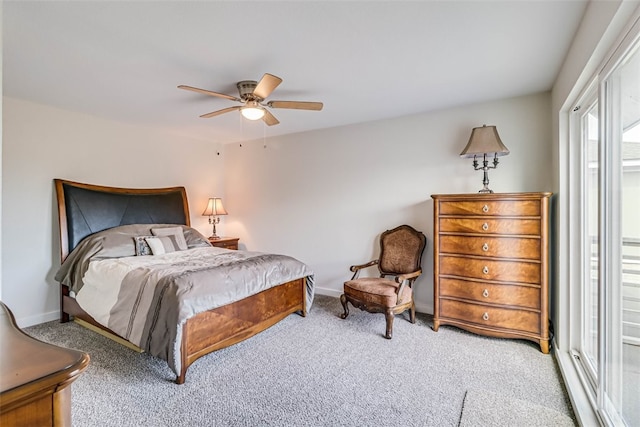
<box><xmin>458</xmin><ymin>389</ymin><xmax>575</xmax><ymax>427</ymax></box>
<box><xmin>25</xmin><ymin>295</ymin><xmax>576</xmax><ymax>426</ymax></box>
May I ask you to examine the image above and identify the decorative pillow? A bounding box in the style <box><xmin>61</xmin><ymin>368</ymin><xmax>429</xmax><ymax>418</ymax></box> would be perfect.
<box><xmin>151</xmin><ymin>226</ymin><xmax>188</xmax><ymax>251</ymax></box>
<box><xmin>145</xmin><ymin>235</ymin><xmax>180</xmax><ymax>255</ymax></box>
<box><xmin>133</xmin><ymin>236</ymin><xmax>154</xmax><ymax>256</ymax></box>
<box><xmin>183</xmin><ymin>226</ymin><xmax>213</xmax><ymax>248</ymax></box>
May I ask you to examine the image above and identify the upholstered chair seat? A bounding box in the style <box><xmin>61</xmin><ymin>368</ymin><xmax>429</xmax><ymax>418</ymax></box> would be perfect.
<box><xmin>343</xmin><ymin>278</ymin><xmax>413</xmax><ymax>308</ymax></box>
<box><xmin>340</xmin><ymin>224</ymin><xmax>427</xmax><ymax>339</ymax></box>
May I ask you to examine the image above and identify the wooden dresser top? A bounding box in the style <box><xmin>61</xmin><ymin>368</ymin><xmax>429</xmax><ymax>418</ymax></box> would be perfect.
<box><xmin>0</xmin><ymin>302</ymin><xmax>89</xmax><ymax>394</ymax></box>
<box><xmin>432</xmin><ymin>192</ymin><xmax>552</xmax><ymax>200</ymax></box>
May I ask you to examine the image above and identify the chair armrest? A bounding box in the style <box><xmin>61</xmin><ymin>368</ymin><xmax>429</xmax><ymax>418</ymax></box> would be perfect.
<box><xmin>350</xmin><ymin>260</ymin><xmax>378</xmax><ymax>272</ymax></box>
<box><xmin>349</xmin><ymin>260</ymin><xmax>378</xmax><ymax>279</ymax></box>
<box><xmin>394</xmin><ymin>269</ymin><xmax>422</xmax><ymax>284</ymax></box>
<box><xmin>395</xmin><ymin>269</ymin><xmax>422</xmax><ymax>304</ymax></box>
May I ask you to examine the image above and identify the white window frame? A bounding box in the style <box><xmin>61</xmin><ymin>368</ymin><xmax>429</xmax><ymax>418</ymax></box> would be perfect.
<box><xmin>573</xmin><ymin>90</ymin><xmax>599</xmax><ymax>391</ymax></box>
<box><xmin>565</xmin><ymin>11</ymin><xmax>640</xmax><ymax>427</ymax></box>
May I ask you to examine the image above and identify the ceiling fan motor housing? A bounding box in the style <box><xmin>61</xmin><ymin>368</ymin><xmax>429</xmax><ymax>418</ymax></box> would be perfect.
<box><xmin>237</xmin><ymin>80</ymin><xmax>260</xmax><ymax>101</ymax></box>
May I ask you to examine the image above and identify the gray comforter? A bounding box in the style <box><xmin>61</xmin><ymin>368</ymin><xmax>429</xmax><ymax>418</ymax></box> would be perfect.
<box><xmin>55</xmin><ymin>224</ymin><xmax>315</xmax><ymax>377</ymax></box>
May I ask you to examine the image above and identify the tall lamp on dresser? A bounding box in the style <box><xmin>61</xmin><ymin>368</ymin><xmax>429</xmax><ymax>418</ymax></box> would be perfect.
<box><xmin>431</xmin><ymin>125</ymin><xmax>552</xmax><ymax>353</ymax></box>
<box><xmin>459</xmin><ymin>124</ymin><xmax>510</xmax><ymax>194</ymax></box>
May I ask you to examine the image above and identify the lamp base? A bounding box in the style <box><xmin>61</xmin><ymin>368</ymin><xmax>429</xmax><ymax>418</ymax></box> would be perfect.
<box><xmin>209</xmin><ymin>216</ymin><xmax>221</xmax><ymax>240</ymax></box>
<box><xmin>477</xmin><ymin>161</ymin><xmax>495</xmax><ymax>194</ymax></box>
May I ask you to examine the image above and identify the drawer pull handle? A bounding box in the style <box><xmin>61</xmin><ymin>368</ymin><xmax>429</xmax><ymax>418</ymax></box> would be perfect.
<box><xmin>482</xmin><ymin>204</ymin><xmax>489</xmax><ymax>213</ymax></box>
<box><xmin>482</xmin><ymin>243</ymin><xmax>489</xmax><ymax>252</ymax></box>
<box><xmin>482</xmin><ymin>266</ymin><xmax>489</xmax><ymax>275</ymax></box>
<box><xmin>482</xmin><ymin>312</ymin><xmax>489</xmax><ymax>321</ymax></box>
<box><xmin>482</xmin><ymin>222</ymin><xmax>489</xmax><ymax>231</ymax></box>
<box><xmin>482</xmin><ymin>289</ymin><xmax>489</xmax><ymax>298</ymax></box>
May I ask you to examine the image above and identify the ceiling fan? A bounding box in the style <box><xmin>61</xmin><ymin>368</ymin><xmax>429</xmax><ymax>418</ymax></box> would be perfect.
<box><xmin>178</xmin><ymin>73</ymin><xmax>323</xmax><ymax>126</ymax></box>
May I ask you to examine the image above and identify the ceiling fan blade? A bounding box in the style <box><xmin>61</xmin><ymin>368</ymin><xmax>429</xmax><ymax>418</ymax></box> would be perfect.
<box><xmin>200</xmin><ymin>106</ymin><xmax>242</xmax><ymax>118</ymax></box>
<box><xmin>262</xmin><ymin>109</ymin><xmax>280</xmax><ymax>126</ymax></box>
<box><xmin>267</xmin><ymin>100</ymin><xmax>323</xmax><ymax>111</ymax></box>
<box><xmin>253</xmin><ymin>73</ymin><xmax>282</xmax><ymax>99</ymax></box>
<box><xmin>178</xmin><ymin>85</ymin><xmax>241</xmax><ymax>102</ymax></box>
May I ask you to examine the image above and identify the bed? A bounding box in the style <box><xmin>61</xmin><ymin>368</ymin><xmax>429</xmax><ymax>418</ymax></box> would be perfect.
<box><xmin>53</xmin><ymin>179</ymin><xmax>314</xmax><ymax>384</ymax></box>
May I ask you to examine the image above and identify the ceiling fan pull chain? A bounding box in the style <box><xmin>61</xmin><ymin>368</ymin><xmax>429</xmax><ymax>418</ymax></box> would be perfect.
<box><xmin>240</xmin><ymin>110</ymin><xmax>244</xmax><ymax>147</ymax></box>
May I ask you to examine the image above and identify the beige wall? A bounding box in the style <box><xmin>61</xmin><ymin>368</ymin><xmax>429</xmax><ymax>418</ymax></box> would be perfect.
<box><xmin>223</xmin><ymin>92</ymin><xmax>552</xmax><ymax>313</ymax></box>
<box><xmin>1</xmin><ymin>92</ymin><xmax>552</xmax><ymax>325</ymax></box>
<box><xmin>1</xmin><ymin>97</ymin><xmax>223</xmax><ymax>326</ymax></box>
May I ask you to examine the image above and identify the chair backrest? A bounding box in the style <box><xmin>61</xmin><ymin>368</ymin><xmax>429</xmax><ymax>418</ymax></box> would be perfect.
<box><xmin>378</xmin><ymin>225</ymin><xmax>427</xmax><ymax>276</ymax></box>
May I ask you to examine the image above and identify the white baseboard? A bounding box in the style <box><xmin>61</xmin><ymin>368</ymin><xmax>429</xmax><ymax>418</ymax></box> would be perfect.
<box><xmin>314</xmin><ymin>286</ymin><xmax>342</xmax><ymax>298</ymax></box>
<box><xmin>16</xmin><ymin>310</ymin><xmax>59</xmax><ymax>329</ymax></box>
<box><xmin>415</xmin><ymin>302</ymin><xmax>433</xmax><ymax>315</ymax></box>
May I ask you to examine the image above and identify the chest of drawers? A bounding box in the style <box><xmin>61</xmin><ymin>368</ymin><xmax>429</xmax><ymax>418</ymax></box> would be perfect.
<box><xmin>431</xmin><ymin>192</ymin><xmax>552</xmax><ymax>353</ymax></box>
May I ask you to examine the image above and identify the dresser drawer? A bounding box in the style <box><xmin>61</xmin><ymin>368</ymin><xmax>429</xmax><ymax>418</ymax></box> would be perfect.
<box><xmin>213</xmin><ymin>241</ymin><xmax>238</xmax><ymax>250</ymax></box>
<box><xmin>440</xmin><ymin>299</ymin><xmax>540</xmax><ymax>334</ymax></box>
<box><xmin>439</xmin><ymin>218</ymin><xmax>540</xmax><ymax>235</ymax></box>
<box><xmin>439</xmin><ymin>255</ymin><xmax>540</xmax><ymax>283</ymax></box>
<box><xmin>439</xmin><ymin>278</ymin><xmax>540</xmax><ymax>309</ymax></box>
<box><xmin>438</xmin><ymin>200</ymin><xmax>541</xmax><ymax>217</ymax></box>
<box><xmin>208</xmin><ymin>237</ymin><xmax>239</xmax><ymax>250</ymax></box>
<box><xmin>439</xmin><ymin>235</ymin><xmax>540</xmax><ymax>259</ymax></box>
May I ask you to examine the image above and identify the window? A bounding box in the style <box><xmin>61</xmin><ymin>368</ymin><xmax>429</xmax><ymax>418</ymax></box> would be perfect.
<box><xmin>571</xmin><ymin>19</ymin><xmax>640</xmax><ymax>426</ymax></box>
<box><xmin>617</xmin><ymin>44</ymin><xmax>640</xmax><ymax>426</ymax></box>
<box><xmin>578</xmin><ymin>97</ymin><xmax>600</xmax><ymax>387</ymax></box>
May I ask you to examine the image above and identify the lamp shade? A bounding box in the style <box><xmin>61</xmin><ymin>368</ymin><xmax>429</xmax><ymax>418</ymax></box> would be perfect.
<box><xmin>202</xmin><ymin>198</ymin><xmax>228</xmax><ymax>216</ymax></box>
<box><xmin>459</xmin><ymin>125</ymin><xmax>510</xmax><ymax>158</ymax></box>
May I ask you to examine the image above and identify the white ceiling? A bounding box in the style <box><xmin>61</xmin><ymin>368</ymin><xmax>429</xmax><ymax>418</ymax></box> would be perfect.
<box><xmin>3</xmin><ymin>1</ymin><xmax>588</xmax><ymax>144</ymax></box>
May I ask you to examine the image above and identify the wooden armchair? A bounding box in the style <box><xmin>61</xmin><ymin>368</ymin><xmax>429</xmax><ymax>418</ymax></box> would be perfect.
<box><xmin>340</xmin><ymin>224</ymin><xmax>427</xmax><ymax>339</ymax></box>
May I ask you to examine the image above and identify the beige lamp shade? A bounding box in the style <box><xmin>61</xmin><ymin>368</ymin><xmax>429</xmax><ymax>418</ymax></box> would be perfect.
<box><xmin>202</xmin><ymin>198</ymin><xmax>228</xmax><ymax>216</ymax></box>
<box><xmin>459</xmin><ymin>125</ymin><xmax>510</xmax><ymax>158</ymax></box>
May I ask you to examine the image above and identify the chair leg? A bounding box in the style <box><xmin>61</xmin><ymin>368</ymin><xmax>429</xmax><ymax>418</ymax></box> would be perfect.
<box><xmin>340</xmin><ymin>294</ymin><xmax>349</xmax><ymax>319</ymax></box>
<box><xmin>384</xmin><ymin>309</ymin><xmax>394</xmax><ymax>339</ymax></box>
<box><xmin>410</xmin><ymin>301</ymin><xmax>416</xmax><ymax>324</ymax></box>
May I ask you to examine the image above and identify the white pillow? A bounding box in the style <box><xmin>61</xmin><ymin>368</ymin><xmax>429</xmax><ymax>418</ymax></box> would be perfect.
<box><xmin>145</xmin><ymin>236</ymin><xmax>179</xmax><ymax>255</ymax></box>
<box><xmin>151</xmin><ymin>226</ymin><xmax>188</xmax><ymax>250</ymax></box>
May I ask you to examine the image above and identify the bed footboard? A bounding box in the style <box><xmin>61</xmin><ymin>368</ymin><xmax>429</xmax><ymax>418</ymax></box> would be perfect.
<box><xmin>177</xmin><ymin>278</ymin><xmax>306</xmax><ymax>384</ymax></box>
<box><xmin>61</xmin><ymin>278</ymin><xmax>306</xmax><ymax>385</ymax></box>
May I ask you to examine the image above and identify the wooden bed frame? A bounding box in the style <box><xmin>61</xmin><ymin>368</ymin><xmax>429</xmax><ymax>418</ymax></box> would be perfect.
<box><xmin>54</xmin><ymin>179</ymin><xmax>307</xmax><ymax>384</ymax></box>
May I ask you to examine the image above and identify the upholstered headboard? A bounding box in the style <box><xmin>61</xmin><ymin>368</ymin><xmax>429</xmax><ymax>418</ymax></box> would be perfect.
<box><xmin>54</xmin><ymin>179</ymin><xmax>190</xmax><ymax>261</ymax></box>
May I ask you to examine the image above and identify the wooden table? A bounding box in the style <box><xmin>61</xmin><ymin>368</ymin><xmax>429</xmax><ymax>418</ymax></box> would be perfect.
<box><xmin>208</xmin><ymin>236</ymin><xmax>240</xmax><ymax>250</ymax></box>
<box><xmin>0</xmin><ymin>302</ymin><xmax>89</xmax><ymax>426</ymax></box>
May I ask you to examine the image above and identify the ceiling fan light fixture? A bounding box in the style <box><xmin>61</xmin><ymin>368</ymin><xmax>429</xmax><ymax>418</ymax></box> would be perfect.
<box><xmin>179</xmin><ymin>73</ymin><xmax>323</xmax><ymax>127</ymax></box>
<box><xmin>240</xmin><ymin>106</ymin><xmax>265</xmax><ymax>121</ymax></box>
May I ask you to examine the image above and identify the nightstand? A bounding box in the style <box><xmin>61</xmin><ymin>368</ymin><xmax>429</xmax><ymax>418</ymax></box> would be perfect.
<box><xmin>208</xmin><ymin>236</ymin><xmax>239</xmax><ymax>250</ymax></box>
